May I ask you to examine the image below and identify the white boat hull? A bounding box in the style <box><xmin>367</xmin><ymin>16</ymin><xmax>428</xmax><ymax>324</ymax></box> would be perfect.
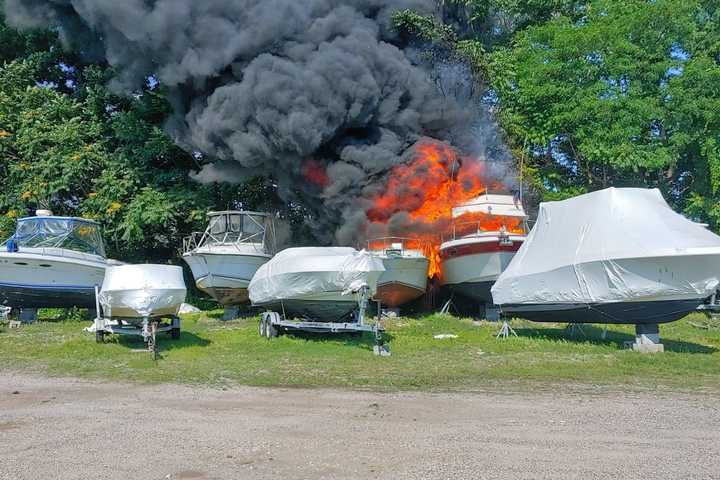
<box><xmin>0</xmin><ymin>250</ymin><xmax>106</xmax><ymax>308</ymax></box>
<box><xmin>375</xmin><ymin>256</ymin><xmax>428</xmax><ymax>307</ymax></box>
<box><xmin>439</xmin><ymin>236</ymin><xmax>524</xmax><ymax>303</ymax></box>
<box><xmin>183</xmin><ymin>252</ymin><xmax>270</xmax><ymax>305</ymax></box>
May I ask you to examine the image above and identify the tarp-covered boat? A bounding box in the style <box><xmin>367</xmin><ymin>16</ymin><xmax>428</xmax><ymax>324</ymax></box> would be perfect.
<box><xmin>491</xmin><ymin>188</ymin><xmax>720</xmax><ymax>324</ymax></box>
<box><xmin>99</xmin><ymin>264</ymin><xmax>187</xmax><ymax>319</ymax></box>
<box><xmin>249</xmin><ymin>247</ymin><xmax>384</xmax><ymax>322</ymax></box>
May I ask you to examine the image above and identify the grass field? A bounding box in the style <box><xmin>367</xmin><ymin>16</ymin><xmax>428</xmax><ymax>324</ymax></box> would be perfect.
<box><xmin>1</xmin><ymin>311</ymin><xmax>719</xmax><ymax>392</ymax></box>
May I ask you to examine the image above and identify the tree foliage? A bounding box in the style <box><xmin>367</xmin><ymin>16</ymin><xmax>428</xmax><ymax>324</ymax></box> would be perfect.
<box><xmin>488</xmin><ymin>0</ymin><xmax>720</xmax><ymax>227</ymax></box>
<box><xmin>0</xmin><ymin>11</ymin><xmax>290</xmax><ymax>261</ymax></box>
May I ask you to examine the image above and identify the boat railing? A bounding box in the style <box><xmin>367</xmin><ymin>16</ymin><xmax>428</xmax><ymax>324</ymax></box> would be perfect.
<box><xmin>441</xmin><ymin>220</ymin><xmax>527</xmax><ymax>244</ymax></box>
<box><xmin>183</xmin><ymin>224</ymin><xmax>277</xmax><ymax>256</ymax></box>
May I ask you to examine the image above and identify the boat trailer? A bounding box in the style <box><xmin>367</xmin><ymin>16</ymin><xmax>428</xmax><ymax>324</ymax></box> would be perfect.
<box><xmin>91</xmin><ymin>286</ymin><xmax>181</xmax><ymax>360</ymax></box>
<box><xmin>258</xmin><ymin>288</ymin><xmax>390</xmax><ymax>356</ymax></box>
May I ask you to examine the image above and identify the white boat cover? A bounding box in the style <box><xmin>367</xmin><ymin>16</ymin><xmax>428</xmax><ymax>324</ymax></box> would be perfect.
<box><xmin>248</xmin><ymin>247</ymin><xmax>385</xmax><ymax>304</ymax></box>
<box><xmin>100</xmin><ymin>264</ymin><xmax>187</xmax><ymax>317</ymax></box>
<box><xmin>491</xmin><ymin>188</ymin><xmax>720</xmax><ymax>305</ymax></box>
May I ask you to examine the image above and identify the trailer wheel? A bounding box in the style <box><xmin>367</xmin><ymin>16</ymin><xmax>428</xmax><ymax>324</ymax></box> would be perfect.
<box><xmin>95</xmin><ymin>330</ymin><xmax>104</xmax><ymax>344</ymax></box>
<box><xmin>170</xmin><ymin>327</ymin><xmax>181</xmax><ymax>340</ymax></box>
<box><xmin>259</xmin><ymin>315</ymin><xmax>267</xmax><ymax>337</ymax></box>
<box><xmin>266</xmin><ymin>321</ymin><xmax>278</xmax><ymax>338</ymax></box>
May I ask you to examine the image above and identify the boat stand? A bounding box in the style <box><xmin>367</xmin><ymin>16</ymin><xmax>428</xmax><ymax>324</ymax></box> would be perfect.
<box><xmin>259</xmin><ymin>288</ymin><xmax>390</xmax><ymax>356</ymax></box>
<box><xmin>624</xmin><ymin>324</ymin><xmax>664</xmax><ymax>353</ymax></box>
<box><xmin>496</xmin><ymin>319</ymin><xmax>517</xmax><ymax>339</ymax></box>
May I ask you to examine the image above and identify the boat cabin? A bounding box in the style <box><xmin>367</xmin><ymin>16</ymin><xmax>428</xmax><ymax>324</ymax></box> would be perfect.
<box><xmin>184</xmin><ymin>210</ymin><xmax>275</xmax><ymax>254</ymax></box>
<box><xmin>5</xmin><ymin>215</ymin><xmax>106</xmax><ymax>257</ymax></box>
<box><xmin>447</xmin><ymin>193</ymin><xmax>528</xmax><ymax>241</ymax></box>
<box><xmin>368</xmin><ymin>237</ymin><xmax>426</xmax><ymax>258</ymax></box>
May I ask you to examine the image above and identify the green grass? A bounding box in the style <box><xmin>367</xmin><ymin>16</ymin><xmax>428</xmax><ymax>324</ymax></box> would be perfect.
<box><xmin>1</xmin><ymin>311</ymin><xmax>719</xmax><ymax>392</ymax></box>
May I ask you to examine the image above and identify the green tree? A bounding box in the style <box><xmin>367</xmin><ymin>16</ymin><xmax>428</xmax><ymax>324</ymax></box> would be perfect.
<box><xmin>0</xmin><ymin>14</ymin><xmax>291</xmax><ymax>261</ymax></box>
<box><xmin>488</xmin><ymin>0</ymin><xmax>706</xmax><ymax>203</ymax></box>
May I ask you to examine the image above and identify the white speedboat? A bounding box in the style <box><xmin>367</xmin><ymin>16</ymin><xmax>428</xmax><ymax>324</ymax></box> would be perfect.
<box><xmin>368</xmin><ymin>238</ymin><xmax>428</xmax><ymax>307</ymax></box>
<box><xmin>439</xmin><ymin>193</ymin><xmax>528</xmax><ymax>303</ymax></box>
<box><xmin>182</xmin><ymin>211</ymin><xmax>274</xmax><ymax>305</ymax></box>
<box><xmin>99</xmin><ymin>264</ymin><xmax>187</xmax><ymax>319</ymax></box>
<box><xmin>0</xmin><ymin>212</ymin><xmax>109</xmax><ymax>309</ymax></box>
<box><xmin>249</xmin><ymin>247</ymin><xmax>384</xmax><ymax>322</ymax></box>
<box><xmin>492</xmin><ymin>188</ymin><xmax>720</xmax><ymax>324</ymax></box>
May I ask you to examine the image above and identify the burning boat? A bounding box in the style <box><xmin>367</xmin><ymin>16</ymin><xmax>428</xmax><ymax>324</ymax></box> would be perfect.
<box><xmin>439</xmin><ymin>193</ymin><xmax>528</xmax><ymax>304</ymax></box>
<box><xmin>491</xmin><ymin>188</ymin><xmax>720</xmax><ymax>324</ymax></box>
<box><xmin>368</xmin><ymin>238</ymin><xmax>429</xmax><ymax>308</ymax></box>
<box><xmin>0</xmin><ymin>211</ymin><xmax>111</xmax><ymax>309</ymax></box>
<box><xmin>248</xmin><ymin>247</ymin><xmax>384</xmax><ymax>322</ymax></box>
<box><xmin>183</xmin><ymin>211</ymin><xmax>274</xmax><ymax>306</ymax></box>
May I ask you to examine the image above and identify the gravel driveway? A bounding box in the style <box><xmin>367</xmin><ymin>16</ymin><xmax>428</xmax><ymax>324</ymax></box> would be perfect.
<box><xmin>1</xmin><ymin>373</ymin><xmax>718</xmax><ymax>479</ymax></box>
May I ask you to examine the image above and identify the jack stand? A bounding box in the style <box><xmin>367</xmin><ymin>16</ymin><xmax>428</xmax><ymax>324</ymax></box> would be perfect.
<box><xmin>496</xmin><ymin>319</ymin><xmax>517</xmax><ymax>339</ymax></box>
<box><xmin>601</xmin><ymin>325</ymin><xmax>608</xmax><ymax>340</ymax></box>
<box><xmin>372</xmin><ymin>324</ymin><xmax>391</xmax><ymax>356</ymax></box>
<box><xmin>626</xmin><ymin>323</ymin><xmax>664</xmax><ymax>353</ymax></box>
<box><xmin>440</xmin><ymin>298</ymin><xmax>453</xmax><ymax>315</ymax></box>
<box><xmin>373</xmin><ymin>344</ymin><xmax>391</xmax><ymax>356</ymax></box>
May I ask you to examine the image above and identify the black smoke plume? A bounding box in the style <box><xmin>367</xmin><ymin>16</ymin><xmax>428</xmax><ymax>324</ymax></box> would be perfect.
<box><xmin>5</xmin><ymin>0</ymin><xmax>509</xmax><ymax>244</ymax></box>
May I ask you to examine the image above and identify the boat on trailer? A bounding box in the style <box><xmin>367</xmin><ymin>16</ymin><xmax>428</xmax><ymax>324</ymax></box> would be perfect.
<box><xmin>368</xmin><ymin>237</ymin><xmax>429</xmax><ymax>308</ymax></box>
<box><xmin>183</xmin><ymin>211</ymin><xmax>274</xmax><ymax>306</ymax></box>
<box><xmin>492</xmin><ymin>187</ymin><xmax>720</xmax><ymax>325</ymax></box>
<box><xmin>94</xmin><ymin>264</ymin><xmax>187</xmax><ymax>359</ymax></box>
<box><xmin>249</xmin><ymin>247</ymin><xmax>384</xmax><ymax>322</ymax></box>
<box><xmin>439</xmin><ymin>193</ymin><xmax>528</xmax><ymax>304</ymax></box>
<box><xmin>249</xmin><ymin>247</ymin><xmax>389</xmax><ymax>354</ymax></box>
<box><xmin>0</xmin><ymin>212</ymin><xmax>111</xmax><ymax>309</ymax></box>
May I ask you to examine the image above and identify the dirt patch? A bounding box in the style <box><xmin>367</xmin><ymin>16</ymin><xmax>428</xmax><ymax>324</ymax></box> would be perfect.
<box><xmin>0</xmin><ymin>373</ymin><xmax>718</xmax><ymax>480</ymax></box>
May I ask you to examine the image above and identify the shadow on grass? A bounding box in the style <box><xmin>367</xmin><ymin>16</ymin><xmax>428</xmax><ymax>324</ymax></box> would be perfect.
<box><xmin>275</xmin><ymin>329</ymin><xmax>396</xmax><ymax>351</ymax></box>
<box><xmin>513</xmin><ymin>324</ymin><xmax>717</xmax><ymax>354</ymax></box>
<box><xmin>112</xmin><ymin>331</ymin><xmax>211</xmax><ymax>351</ymax></box>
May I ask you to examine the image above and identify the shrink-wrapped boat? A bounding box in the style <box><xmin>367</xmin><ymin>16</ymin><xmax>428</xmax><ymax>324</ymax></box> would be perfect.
<box><xmin>249</xmin><ymin>247</ymin><xmax>384</xmax><ymax>322</ymax></box>
<box><xmin>99</xmin><ymin>264</ymin><xmax>187</xmax><ymax>319</ymax></box>
<box><xmin>491</xmin><ymin>188</ymin><xmax>720</xmax><ymax>324</ymax></box>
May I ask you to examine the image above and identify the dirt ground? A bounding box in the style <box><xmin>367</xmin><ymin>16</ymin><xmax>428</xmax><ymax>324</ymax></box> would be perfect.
<box><xmin>0</xmin><ymin>373</ymin><xmax>718</xmax><ymax>480</ymax></box>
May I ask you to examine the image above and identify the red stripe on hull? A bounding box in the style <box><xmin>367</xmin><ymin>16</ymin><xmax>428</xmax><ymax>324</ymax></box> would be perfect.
<box><xmin>439</xmin><ymin>240</ymin><xmax>523</xmax><ymax>260</ymax></box>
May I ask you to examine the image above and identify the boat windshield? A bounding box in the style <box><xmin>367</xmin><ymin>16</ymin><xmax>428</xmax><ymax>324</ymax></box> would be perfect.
<box><xmin>450</xmin><ymin>215</ymin><xmax>526</xmax><ymax>240</ymax></box>
<box><xmin>183</xmin><ymin>210</ymin><xmax>276</xmax><ymax>255</ymax></box>
<box><xmin>207</xmin><ymin>212</ymin><xmax>266</xmax><ymax>244</ymax></box>
<box><xmin>10</xmin><ymin>217</ymin><xmax>106</xmax><ymax>257</ymax></box>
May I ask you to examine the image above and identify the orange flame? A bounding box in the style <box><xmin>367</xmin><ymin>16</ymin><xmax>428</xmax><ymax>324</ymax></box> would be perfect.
<box><xmin>366</xmin><ymin>138</ymin><xmax>512</xmax><ymax>278</ymax></box>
